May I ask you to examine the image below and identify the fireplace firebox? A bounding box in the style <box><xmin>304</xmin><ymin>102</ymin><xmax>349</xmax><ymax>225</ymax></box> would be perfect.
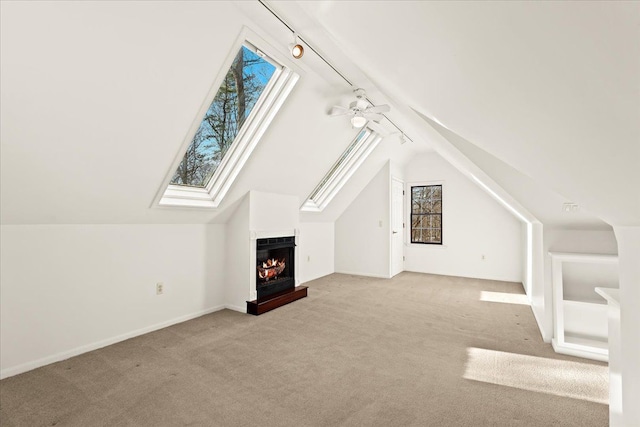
<box><xmin>247</xmin><ymin>235</ymin><xmax>307</xmax><ymax>315</ymax></box>
<box><xmin>256</xmin><ymin>236</ymin><xmax>295</xmax><ymax>300</ymax></box>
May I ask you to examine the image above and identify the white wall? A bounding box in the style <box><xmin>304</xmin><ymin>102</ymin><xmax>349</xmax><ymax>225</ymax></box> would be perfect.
<box><xmin>403</xmin><ymin>152</ymin><xmax>522</xmax><ymax>282</ymax></box>
<box><xmin>249</xmin><ymin>191</ymin><xmax>300</xmax><ymax>232</ymax></box>
<box><xmin>298</xmin><ymin>222</ymin><xmax>335</xmax><ymax>283</ymax></box>
<box><xmin>0</xmin><ymin>224</ymin><xmax>226</xmax><ymax>379</ymax></box>
<box><xmin>224</xmin><ymin>195</ymin><xmax>252</xmax><ymax>311</ymax></box>
<box><xmin>544</xmin><ymin>228</ymin><xmax>618</xmax><ymax>255</ymax></box>
<box><xmin>562</xmin><ymin>261</ymin><xmax>618</xmax><ymax>302</ymax></box>
<box><xmin>335</xmin><ymin>163</ymin><xmax>391</xmax><ymax>278</ymax></box>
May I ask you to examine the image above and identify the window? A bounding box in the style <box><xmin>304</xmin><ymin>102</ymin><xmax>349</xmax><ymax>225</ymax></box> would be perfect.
<box><xmin>301</xmin><ymin>127</ymin><xmax>382</xmax><ymax>212</ymax></box>
<box><xmin>411</xmin><ymin>185</ymin><xmax>442</xmax><ymax>244</ymax></box>
<box><xmin>171</xmin><ymin>46</ymin><xmax>276</xmax><ymax>188</ymax></box>
<box><xmin>157</xmin><ymin>39</ymin><xmax>299</xmax><ymax>208</ymax></box>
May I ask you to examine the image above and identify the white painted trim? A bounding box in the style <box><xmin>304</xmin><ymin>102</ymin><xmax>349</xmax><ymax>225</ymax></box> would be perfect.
<box><xmin>224</xmin><ymin>304</ymin><xmax>247</xmax><ymax>313</ymax></box>
<box><xmin>595</xmin><ymin>287</ymin><xmax>620</xmax><ymax>308</ymax></box>
<box><xmin>530</xmin><ymin>303</ymin><xmax>551</xmax><ymax>342</ymax></box>
<box><xmin>549</xmin><ymin>251</ymin><xmax>616</xmax><ymax>361</ymax></box>
<box><xmin>0</xmin><ymin>305</ymin><xmax>227</xmax><ymax>380</ymax></box>
<box><xmin>551</xmin><ymin>256</ymin><xmax>566</xmax><ymax>345</ymax></box>
<box><xmin>335</xmin><ymin>271</ymin><xmax>391</xmax><ymax>279</ymax></box>
<box><xmin>549</xmin><ymin>252</ymin><xmax>618</xmax><ymax>264</ymax></box>
<box><xmin>300</xmin><ymin>272</ymin><xmax>333</xmax><ymax>284</ymax></box>
<box><xmin>402</xmin><ymin>269</ymin><xmax>521</xmax><ymax>283</ymax></box>
<box><xmin>596</xmin><ymin>286</ymin><xmax>623</xmax><ymax>426</ymax></box>
<box><xmin>390</xmin><ymin>176</ymin><xmax>405</xmax><ymax>278</ymax></box>
<box><xmin>551</xmin><ymin>338</ymin><xmax>608</xmax><ymax>362</ymax></box>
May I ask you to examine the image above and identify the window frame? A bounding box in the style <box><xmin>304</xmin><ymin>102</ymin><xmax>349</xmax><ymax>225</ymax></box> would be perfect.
<box><xmin>301</xmin><ymin>126</ymin><xmax>382</xmax><ymax>212</ymax></box>
<box><xmin>409</xmin><ymin>182</ymin><xmax>443</xmax><ymax>245</ymax></box>
<box><xmin>154</xmin><ymin>30</ymin><xmax>299</xmax><ymax>209</ymax></box>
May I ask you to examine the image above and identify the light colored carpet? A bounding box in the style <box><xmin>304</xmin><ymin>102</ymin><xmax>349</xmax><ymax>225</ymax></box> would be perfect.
<box><xmin>0</xmin><ymin>272</ymin><xmax>609</xmax><ymax>426</ymax></box>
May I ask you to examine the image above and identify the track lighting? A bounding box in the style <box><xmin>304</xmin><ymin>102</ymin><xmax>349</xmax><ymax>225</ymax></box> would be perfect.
<box><xmin>289</xmin><ymin>33</ymin><xmax>304</xmax><ymax>59</ymax></box>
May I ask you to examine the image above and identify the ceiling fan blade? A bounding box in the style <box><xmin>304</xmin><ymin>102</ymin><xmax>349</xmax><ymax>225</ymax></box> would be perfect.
<box><xmin>363</xmin><ymin>113</ymin><xmax>385</xmax><ymax>122</ymax></box>
<box><xmin>366</xmin><ymin>120</ymin><xmax>390</xmax><ymax>136</ymax></box>
<box><xmin>365</xmin><ymin>104</ymin><xmax>391</xmax><ymax>114</ymax></box>
<box><xmin>329</xmin><ymin>106</ymin><xmax>350</xmax><ymax>116</ymax></box>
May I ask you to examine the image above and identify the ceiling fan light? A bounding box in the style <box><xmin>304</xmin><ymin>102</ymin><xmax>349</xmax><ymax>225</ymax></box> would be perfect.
<box><xmin>351</xmin><ymin>115</ymin><xmax>367</xmax><ymax>128</ymax></box>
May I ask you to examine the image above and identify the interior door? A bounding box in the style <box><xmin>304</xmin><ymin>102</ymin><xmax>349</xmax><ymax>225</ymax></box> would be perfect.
<box><xmin>391</xmin><ymin>178</ymin><xmax>404</xmax><ymax>277</ymax></box>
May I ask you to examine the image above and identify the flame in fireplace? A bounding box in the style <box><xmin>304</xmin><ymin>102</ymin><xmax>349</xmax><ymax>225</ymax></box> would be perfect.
<box><xmin>257</xmin><ymin>258</ymin><xmax>285</xmax><ymax>281</ymax></box>
<box><xmin>262</xmin><ymin>258</ymin><xmax>279</xmax><ymax>268</ymax></box>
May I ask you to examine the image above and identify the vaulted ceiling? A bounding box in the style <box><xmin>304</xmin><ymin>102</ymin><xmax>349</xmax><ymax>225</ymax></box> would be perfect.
<box><xmin>2</xmin><ymin>1</ymin><xmax>638</xmax><ymax>227</ymax></box>
<box><xmin>270</xmin><ymin>1</ymin><xmax>640</xmax><ymax>227</ymax></box>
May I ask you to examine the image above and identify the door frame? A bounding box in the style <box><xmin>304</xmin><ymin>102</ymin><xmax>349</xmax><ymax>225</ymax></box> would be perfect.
<box><xmin>390</xmin><ymin>176</ymin><xmax>405</xmax><ymax>277</ymax></box>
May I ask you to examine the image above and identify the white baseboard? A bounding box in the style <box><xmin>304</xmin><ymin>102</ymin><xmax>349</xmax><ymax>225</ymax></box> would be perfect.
<box><xmin>300</xmin><ymin>272</ymin><xmax>334</xmax><ymax>284</ymax></box>
<box><xmin>552</xmin><ymin>338</ymin><xmax>608</xmax><ymax>362</ymax></box>
<box><xmin>335</xmin><ymin>270</ymin><xmax>391</xmax><ymax>279</ymax></box>
<box><xmin>224</xmin><ymin>304</ymin><xmax>246</xmax><ymax>313</ymax></box>
<box><xmin>0</xmin><ymin>305</ymin><xmax>226</xmax><ymax>380</ymax></box>
<box><xmin>403</xmin><ymin>268</ymin><xmax>520</xmax><ymax>284</ymax></box>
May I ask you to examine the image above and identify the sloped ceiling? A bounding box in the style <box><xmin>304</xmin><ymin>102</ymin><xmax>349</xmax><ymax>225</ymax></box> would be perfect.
<box><xmin>3</xmin><ymin>1</ymin><xmax>637</xmax><ymax>227</ymax></box>
<box><xmin>0</xmin><ymin>1</ymin><xmax>422</xmax><ymax>225</ymax></box>
<box><xmin>424</xmin><ymin>116</ymin><xmax>610</xmax><ymax>229</ymax></box>
<box><xmin>271</xmin><ymin>1</ymin><xmax>640</xmax><ymax>227</ymax></box>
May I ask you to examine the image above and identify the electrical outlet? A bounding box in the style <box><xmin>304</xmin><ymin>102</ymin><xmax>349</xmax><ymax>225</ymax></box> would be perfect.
<box><xmin>156</xmin><ymin>282</ymin><xmax>164</xmax><ymax>295</ymax></box>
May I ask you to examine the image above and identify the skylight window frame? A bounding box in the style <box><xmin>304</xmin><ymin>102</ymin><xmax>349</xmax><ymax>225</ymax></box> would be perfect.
<box><xmin>155</xmin><ymin>32</ymin><xmax>299</xmax><ymax>209</ymax></box>
<box><xmin>301</xmin><ymin>125</ymin><xmax>382</xmax><ymax>212</ymax></box>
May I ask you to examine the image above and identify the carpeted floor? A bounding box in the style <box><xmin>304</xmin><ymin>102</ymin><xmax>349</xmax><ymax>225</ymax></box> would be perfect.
<box><xmin>0</xmin><ymin>272</ymin><xmax>609</xmax><ymax>426</ymax></box>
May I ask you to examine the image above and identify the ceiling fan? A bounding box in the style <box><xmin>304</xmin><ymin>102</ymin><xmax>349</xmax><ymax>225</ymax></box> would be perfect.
<box><xmin>329</xmin><ymin>88</ymin><xmax>391</xmax><ymax>129</ymax></box>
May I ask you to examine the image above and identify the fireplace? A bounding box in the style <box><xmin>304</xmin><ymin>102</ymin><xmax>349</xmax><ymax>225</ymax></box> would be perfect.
<box><xmin>256</xmin><ymin>236</ymin><xmax>295</xmax><ymax>300</ymax></box>
<box><xmin>247</xmin><ymin>234</ymin><xmax>308</xmax><ymax>315</ymax></box>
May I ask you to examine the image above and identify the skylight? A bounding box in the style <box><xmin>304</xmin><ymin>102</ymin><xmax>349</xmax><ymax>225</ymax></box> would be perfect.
<box><xmin>157</xmin><ymin>39</ymin><xmax>299</xmax><ymax>208</ymax></box>
<box><xmin>171</xmin><ymin>46</ymin><xmax>276</xmax><ymax>188</ymax></box>
<box><xmin>301</xmin><ymin>126</ymin><xmax>382</xmax><ymax>212</ymax></box>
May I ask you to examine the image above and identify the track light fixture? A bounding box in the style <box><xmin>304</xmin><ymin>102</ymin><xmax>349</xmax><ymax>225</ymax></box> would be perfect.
<box><xmin>289</xmin><ymin>33</ymin><xmax>304</xmax><ymax>59</ymax></box>
<box><xmin>261</xmin><ymin>1</ymin><xmax>414</xmax><ymax>143</ymax></box>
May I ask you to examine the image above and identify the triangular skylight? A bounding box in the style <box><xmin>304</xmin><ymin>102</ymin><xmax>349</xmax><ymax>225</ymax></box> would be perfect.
<box><xmin>301</xmin><ymin>126</ymin><xmax>382</xmax><ymax>212</ymax></box>
<box><xmin>157</xmin><ymin>39</ymin><xmax>298</xmax><ymax>208</ymax></box>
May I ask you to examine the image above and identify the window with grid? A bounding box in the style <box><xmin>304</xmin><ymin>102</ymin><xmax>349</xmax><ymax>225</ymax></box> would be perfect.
<box><xmin>411</xmin><ymin>185</ymin><xmax>442</xmax><ymax>244</ymax></box>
